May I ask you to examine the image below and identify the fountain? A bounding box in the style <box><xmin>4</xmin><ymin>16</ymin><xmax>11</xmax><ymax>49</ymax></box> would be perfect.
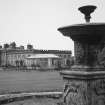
<box><xmin>58</xmin><ymin>5</ymin><xmax>105</xmax><ymax>105</ymax></box>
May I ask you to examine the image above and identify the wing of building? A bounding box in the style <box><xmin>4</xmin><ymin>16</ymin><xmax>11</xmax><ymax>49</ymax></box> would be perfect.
<box><xmin>0</xmin><ymin>48</ymin><xmax>72</xmax><ymax>70</ymax></box>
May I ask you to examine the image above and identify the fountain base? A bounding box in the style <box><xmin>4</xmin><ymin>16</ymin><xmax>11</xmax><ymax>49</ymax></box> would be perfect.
<box><xmin>60</xmin><ymin>69</ymin><xmax>105</xmax><ymax>105</ymax></box>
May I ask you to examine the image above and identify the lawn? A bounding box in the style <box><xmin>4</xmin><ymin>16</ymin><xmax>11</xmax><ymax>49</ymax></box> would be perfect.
<box><xmin>4</xmin><ymin>97</ymin><xmax>62</xmax><ymax>105</ymax></box>
<box><xmin>0</xmin><ymin>71</ymin><xmax>64</xmax><ymax>94</ymax></box>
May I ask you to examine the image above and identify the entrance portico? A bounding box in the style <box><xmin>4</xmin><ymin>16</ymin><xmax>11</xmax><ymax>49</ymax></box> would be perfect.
<box><xmin>26</xmin><ymin>54</ymin><xmax>60</xmax><ymax>69</ymax></box>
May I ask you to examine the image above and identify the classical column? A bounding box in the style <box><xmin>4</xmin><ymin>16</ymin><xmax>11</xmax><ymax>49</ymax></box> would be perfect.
<box><xmin>48</xmin><ymin>58</ymin><xmax>52</xmax><ymax>68</ymax></box>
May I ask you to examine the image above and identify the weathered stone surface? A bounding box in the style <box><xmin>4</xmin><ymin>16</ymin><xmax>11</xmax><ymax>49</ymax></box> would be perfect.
<box><xmin>58</xmin><ymin>5</ymin><xmax>105</xmax><ymax>105</ymax></box>
<box><xmin>74</xmin><ymin>41</ymin><xmax>103</xmax><ymax>66</ymax></box>
<box><xmin>62</xmin><ymin>76</ymin><xmax>105</xmax><ymax>105</ymax></box>
<box><xmin>58</xmin><ymin>23</ymin><xmax>105</xmax><ymax>67</ymax></box>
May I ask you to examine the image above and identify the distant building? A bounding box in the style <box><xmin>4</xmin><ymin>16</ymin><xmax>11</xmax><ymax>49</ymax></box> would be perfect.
<box><xmin>0</xmin><ymin>48</ymin><xmax>72</xmax><ymax>70</ymax></box>
<box><xmin>26</xmin><ymin>54</ymin><xmax>60</xmax><ymax>69</ymax></box>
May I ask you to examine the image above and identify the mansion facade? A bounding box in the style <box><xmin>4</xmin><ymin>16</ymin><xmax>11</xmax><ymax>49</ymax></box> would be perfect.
<box><xmin>0</xmin><ymin>48</ymin><xmax>72</xmax><ymax>70</ymax></box>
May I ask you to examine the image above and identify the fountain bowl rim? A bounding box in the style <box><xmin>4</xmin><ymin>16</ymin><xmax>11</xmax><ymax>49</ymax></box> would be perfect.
<box><xmin>58</xmin><ymin>22</ymin><xmax>105</xmax><ymax>30</ymax></box>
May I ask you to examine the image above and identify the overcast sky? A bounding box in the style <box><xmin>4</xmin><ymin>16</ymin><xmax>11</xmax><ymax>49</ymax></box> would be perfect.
<box><xmin>0</xmin><ymin>0</ymin><xmax>105</xmax><ymax>55</ymax></box>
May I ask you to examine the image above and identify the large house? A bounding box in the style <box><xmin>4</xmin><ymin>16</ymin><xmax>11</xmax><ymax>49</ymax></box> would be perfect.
<box><xmin>0</xmin><ymin>48</ymin><xmax>72</xmax><ymax>70</ymax></box>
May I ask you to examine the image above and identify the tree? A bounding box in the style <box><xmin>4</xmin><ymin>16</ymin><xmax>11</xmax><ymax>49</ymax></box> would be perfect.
<box><xmin>19</xmin><ymin>46</ymin><xmax>24</xmax><ymax>50</ymax></box>
<box><xmin>20</xmin><ymin>60</ymin><xmax>24</xmax><ymax>67</ymax></box>
<box><xmin>0</xmin><ymin>45</ymin><xmax>2</xmax><ymax>49</ymax></box>
<box><xmin>4</xmin><ymin>43</ymin><xmax>9</xmax><ymax>49</ymax></box>
<box><xmin>10</xmin><ymin>42</ymin><xmax>16</xmax><ymax>49</ymax></box>
<box><xmin>15</xmin><ymin>60</ymin><xmax>19</xmax><ymax>67</ymax></box>
<box><xmin>66</xmin><ymin>59</ymin><xmax>71</xmax><ymax>66</ymax></box>
<box><xmin>57</xmin><ymin>60</ymin><xmax>62</xmax><ymax>69</ymax></box>
<box><xmin>27</xmin><ymin>44</ymin><xmax>33</xmax><ymax>50</ymax></box>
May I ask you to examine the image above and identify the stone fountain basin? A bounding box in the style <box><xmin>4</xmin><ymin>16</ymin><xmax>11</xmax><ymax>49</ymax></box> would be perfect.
<box><xmin>58</xmin><ymin>23</ymin><xmax>105</xmax><ymax>44</ymax></box>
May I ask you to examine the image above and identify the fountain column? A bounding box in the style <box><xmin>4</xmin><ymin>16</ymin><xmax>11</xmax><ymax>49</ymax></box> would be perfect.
<box><xmin>58</xmin><ymin>5</ymin><xmax>105</xmax><ymax>105</ymax></box>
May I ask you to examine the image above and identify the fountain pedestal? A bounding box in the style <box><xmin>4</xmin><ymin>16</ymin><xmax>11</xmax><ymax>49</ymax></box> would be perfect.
<box><xmin>58</xmin><ymin>6</ymin><xmax>105</xmax><ymax>105</ymax></box>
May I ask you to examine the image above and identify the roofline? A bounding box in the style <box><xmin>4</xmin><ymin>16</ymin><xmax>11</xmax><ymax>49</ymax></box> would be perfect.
<box><xmin>0</xmin><ymin>49</ymin><xmax>72</xmax><ymax>54</ymax></box>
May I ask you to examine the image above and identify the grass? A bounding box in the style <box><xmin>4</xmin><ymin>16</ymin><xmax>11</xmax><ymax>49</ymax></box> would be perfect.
<box><xmin>3</xmin><ymin>97</ymin><xmax>62</xmax><ymax>105</ymax></box>
<box><xmin>0</xmin><ymin>70</ymin><xmax>64</xmax><ymax>95</ymax></box>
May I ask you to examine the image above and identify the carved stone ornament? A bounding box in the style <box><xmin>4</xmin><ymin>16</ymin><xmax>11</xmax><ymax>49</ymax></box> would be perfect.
<box><xmin>63</xmin><ymin>79</ymin><xmax>105</xmax><ymax>105</ymax></box>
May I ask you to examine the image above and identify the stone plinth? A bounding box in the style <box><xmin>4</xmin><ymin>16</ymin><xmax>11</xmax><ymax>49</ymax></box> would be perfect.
<box><xmin>60</xmin><ymin>71</ymin><xmax>105</xmax><ymax>105</ymax></box>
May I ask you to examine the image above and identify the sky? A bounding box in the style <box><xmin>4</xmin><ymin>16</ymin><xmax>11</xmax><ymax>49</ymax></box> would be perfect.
<box><xmin>0</xmin><ymin>0</ymin><xmax>105</xmax><ymax>55</ymax></box>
